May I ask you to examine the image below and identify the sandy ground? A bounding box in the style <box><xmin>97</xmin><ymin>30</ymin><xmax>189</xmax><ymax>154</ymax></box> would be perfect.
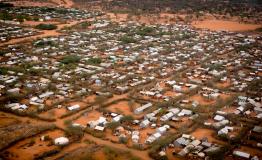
<box><xmin>74</xmin><ymin>110</ymin><xmax>102</xmax><ymax>126</ymax></box>
<box><xmin>106</xmin><ymin>13</ymin><xmax>183</xmax><ymax>25</ymax></box>
<box><xmin>83</xmin><ymin>95</ymin><xmax>96</xmax><ymax>104</ymax></box>
<box><xmin>189</xmin><ymin>95</ymin><xmax>215</xmax><ymax>105</ymax></box>
<box><xmin>10</xmin><ymin>0</ymin><xmax>74</xmax><ymax>8</ymax></box>
<box><xmin>3</xmin><ymin>129</ymin><xmax>64</xmax><ymax>160</ymax></box>
<box><xmin>166</xmin><ymin>148</ymin><xmax>183</xmax><ymax>160</ymax></box>
<box><xmin>138</xmin><ymin>128</ymin><xmax>155</xmax><ymax>144</ymax></box>
<box><xmin>9</xmin><ymin>1</ymin><xmax>55</xmax><ymax>7</ymax></box>
<box><xmin>0</xmin><ymin>115</ymin><xmax>19</xmax><ymax>128</ymax></box>
<box><xmin>82</xmin><ymin>134</ymin><xmax>152</xmax><ymax>160</ymax></box>
<box><xmin>39</xmin><ymin>107</ymin><xmax>68</xmax><ymax>119</ymax></box>
<box><xmin>164</xmin><ymin>91</ymin><xmax>180</xmax><ymax>97</ymax></box>
<box><xmin>107</xmin><ymin>100</ymin><xmax>139</xmax><ymax>115</ymax></box>
<box><xmin>192</xmin><ymin>20</ymin><xmax>262</xmax><ymax>32</ymax></box>
<box><xmin>216</xmin><ymin>80</ymin><xmax>231</xmax><ymax>88</ymax></box>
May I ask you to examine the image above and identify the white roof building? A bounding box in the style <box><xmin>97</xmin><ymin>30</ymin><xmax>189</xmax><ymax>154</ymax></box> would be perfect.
<box><xmin>54</xmin><ymin>137</ymin><xmax>69</xmax><ymax>146</ymax></box>
<box><xmin>67</xmin><ymin>104</ymin><xmax>80</xmax><ymax>111</ymax></box>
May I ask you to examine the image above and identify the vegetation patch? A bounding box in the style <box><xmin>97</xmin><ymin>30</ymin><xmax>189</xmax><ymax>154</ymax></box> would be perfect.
<box><xmin>119</xmin><ymin>35</ymin><xmax>137</xmax><ymax>44</ymax></box>
<box><xmin>86</xmin><ymin>57</ymin><xmax>102</xmax><ymax>65</ymax></box>
<box><xmin>35</xmin><ymin>23</ymin><xmax>58</xmax><ymax>30</ymax></box>
<box><xmin>60</xmin><ymin>55</ymin><xmax>81</xmax><ymax>64</ymax></box>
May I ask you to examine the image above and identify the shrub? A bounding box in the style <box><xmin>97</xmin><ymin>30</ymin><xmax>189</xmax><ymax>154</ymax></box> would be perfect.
<box><xmin>132</xmin><ymin>144</ymin><xmax>144</xmax><ymax>150</ymax></box>
<box><xmin>0</xmin><ymin>67</ymin><xmax>8</xmax><ymax>75</ymax></box>
<box><xmin>0</xmin><ymin>51</ymin><xmax>5</xmax><ymax>56</ymax></box>
<box><xmin>34</xmin><ymin>149</ymin><xmax>60</xmax><ymax>159</ymax></box>
<box><xmin>16</xmin><ymin>15</ymin><xmax>25</xmax><ymax>23</ymax></box>
<box><xmin>64</xmin><ymin>119</ymin><xmax>72</xmax><ymax>126</ymax></box>
<box><xmin>85</xmin><ymin>128</ymin><xmax>105</xmax><ymax>138</ymax></box>
<box><xmin>136</xmin><ymin>27</ymin><xmax>154</xmax><ymax>36</ymax></box>
<box><xmin>87</xmin><ymin>57</ymin><xmax>102</xmax><ymax>65</ymax></box>
<box><xmin>60</xmin><ymin>55</ymin><xmax>81</xmax><ymax>64</ymax></box>
<box><xmin>28</xmin><ymin>139</ymin><xmax>35</xmax><ymax>146</ymax></box>
<box><xmin>255</xmin><ymin>27</ymin><xmax>262</xmax><ymax>32</ymax></box>
<box><xmin>119</xmin><ymin>36</ymin><xmax>137</xmax><ymax>44</ymax></box>
<box><xmin>0</xmin><ymin>2</ymin><xmax>14</xmax><ymax>8</ymax></box>
<box><xmin>35</xmin><ymin>23</ymin><xmax>57</xmax><ymax>30</ymax></box>
<box><xmin>0</xmin><ymin>11</ymin><xmax>13</xmax><ymax>21</ymax></box>
<box><xmin>119</xmin><ymin>136</ymin><xmax>128</xmax><ymax>144</ymax></box>
<box><xmin>120</xmin><ymin>115</ymin><xmax>134</xmax><ymax>123</ymax></box>
<box><xmin>80</xmin><ymin>21</ymin><xmax>91</xmax><ymax>28</ymax></box>
<box><xmin>65</xmin><ymin>125</ymin><xmax>84</xmax><ymax>139</ymax></box>
<box><xmin>106</xmin><ymin>121</ymin><xmax>120</xmax><ymax>131</ymax></box>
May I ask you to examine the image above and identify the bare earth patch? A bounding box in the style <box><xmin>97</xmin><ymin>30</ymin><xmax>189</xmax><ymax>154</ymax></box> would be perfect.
<box><xmin>192</xmin><ymin>20</ymin><xmax>262</xmax><ymax>32</ymax></box>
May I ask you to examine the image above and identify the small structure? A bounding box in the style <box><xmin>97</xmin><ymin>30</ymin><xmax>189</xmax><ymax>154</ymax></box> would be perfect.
<box><xmin>140</xmin><ymin>119</ymin><xmax>150</xmax><ymax>128</ymax></box>
<box><xmin>134</xmin><ymin>103</ymin><xmax>152</xmax><ymax>114</ymax></box>
<box><xmin>233</xmin><ymin>150</ymin><xmax>250</xmax><ymax>159</ymax></box>
<box><xmin>95</xmin><ymin>125</ymin><xmax>105</xmax><ymax>131</ymax></box>
<box><xmin>54</xmin><ymin>137</ymin><xmax>69</xmax><ymax>146</ymax></box>
<box><xmin>67</xmin><ymin>104</ymin><xmax>80</xmax><ymax>111</ymax></box>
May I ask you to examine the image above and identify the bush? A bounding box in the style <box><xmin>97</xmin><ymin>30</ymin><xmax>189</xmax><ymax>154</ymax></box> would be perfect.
<box><xmin>87</xmin><ymin>57</ymin><xmax>102</xmax><ymax>65</ymax></box>
<box><xmin>28</xmin><ymin>139</ymin><xmax>35</xmax><ymax>146</ymax></box>
<box><xmin>119</xmin><ymin>36</ymin><xmax>137</xmax><ymax>44</ymax></box>
<box><xmin>60</xmin><ymin>55</ymin><xmax>81</xmax><ymax>64</ymax></box>
<box><xmin>136</xmin><ymin>27</ymin><xmax>154</xmax><ymax>36</ymax></box>
<box><xmin>80</xmin><ymin>21</ymin><xmax>91</xmax><ymax>28</ymax></box>
<box><xmin>35</xmin><ymin>23</ymin><xmax>57</xmax><ymax>30</ymax></box>
<box><xmin>255</xmin><ymin>27</ymin><xmax>262</xmax><ymax>32</ymax></box>
<box><xmin>34</xmin><ymin>149</ymin><xmax>60</xmax><ymax>160</ymax></box>
<box><xmin>120</xmin><ymin>115</ymin><xmax>134</xmax><ymax>123</ymax></box>
<box><xmin>132</xmin><ymin>144</ymin><xmax>144</xmax><ymax>150</ymax></box>
<box><xmin>85</xmin><ymin>128</ymin><xmax>105</xmax><ymax>138</ymax></box>
<box><xmin>0</xmin><ymin>2</ymin><xmax>14</xmax><ymax>8</ymax></box>
<box><xmin>65</xmin><ymin>125</ymin><xmax>84</xmax><ymax>139</ymax></box>
<box><xmin>106</xmin><ymin>121</ymin><xmax>120</xmax><ymax>131</ymax></box>
<box><xmin>0</xmin><ymin>11</ymin><xmax>13</xmax><ymax>21</ymax></box>
<box><xmin>64</xmin><ymin>119</ymin><xmax>72</xmax><ymax>126</ymax></box>
<box><xmin>119</xmin><ymin>136</ymin><xmax>128</xmax><ymax>144</ymax></box>
<box><xmin>0</xmin><ymin>67</ymin><xmax>8</xmax><ymax>75</ymax></box>
<box><xmin>0</xmin><ymin>51</ymin><xmax>5</xmax><ymax>56</ymax></box>
<box><xmin>16</xmin><ymin>15</ymin><xmax>26</xmax><ymax>23</ymax></box>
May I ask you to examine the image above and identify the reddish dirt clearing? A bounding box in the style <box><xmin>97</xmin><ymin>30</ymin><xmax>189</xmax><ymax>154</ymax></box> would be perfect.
<box><xmin>192</xmin><ymin>20</ymin><xmax>262</xmax><ymax>31</ymax></box>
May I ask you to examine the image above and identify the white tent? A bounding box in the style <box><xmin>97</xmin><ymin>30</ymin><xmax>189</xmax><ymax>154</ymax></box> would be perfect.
<box><xmin>54</xmin><ymin>137</ymin><xmax>69</xmax><ymax>146</ymax></box>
